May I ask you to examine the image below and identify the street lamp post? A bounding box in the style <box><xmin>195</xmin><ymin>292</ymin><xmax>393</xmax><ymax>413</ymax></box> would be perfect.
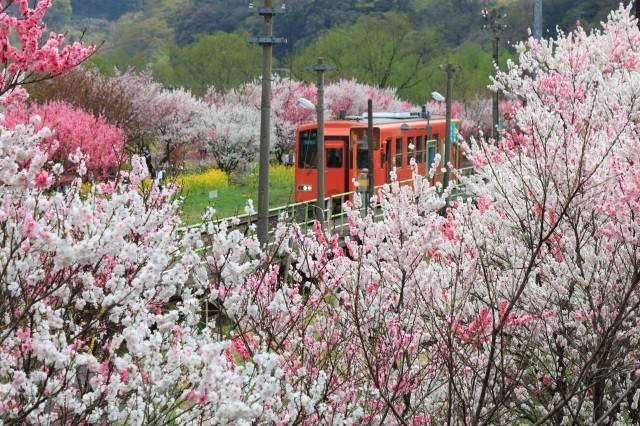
<box><xmin>248</xmin><ymin>1</ymin><xmax>287</xmax><ymax>245</ymax></box>
<box><xmin>482</xmin><ymin>6</ymin><xmax>507</xmax><ymax>141</ymax></box>
<box><xmin>436</xmin><ymin>64</ymin><xmax>459</xmax><ymax>212</ymax></box>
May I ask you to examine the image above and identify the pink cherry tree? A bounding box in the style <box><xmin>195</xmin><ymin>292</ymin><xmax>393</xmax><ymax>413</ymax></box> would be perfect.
<box><xmin>27</xmin><ymin>68</ymin><xmax>153</xmax><ymax>146</ymax></box>
<box><xmin>0</xmin><ymin>0</ymin><xmax>95</xmax><ymax>104</ymax></box>
<box><xmin>204</xmin><ymin>79</ymin><xmax>261</xmax><ymax>108</ymax></box>
<box><xmin>206</xmin><ymin>78</ymin><xmax>417</xmax><ymax>167</ymax></box>
<box><xmin>323</xmin><ymin>78</ymin><xmax>412</xmax><ymax>118</ymax></box>
<box><xmin>28</xmin><ymin>68</ymin><xmax>207</xmax><ymax>177</ymax></box>
<box><xmin>271</xmin><ymin>77</ymin><xmax>316</xmax><ymax>164</ymax></box>
<box><xmin>1</xmin><ymin>100</ymin><xmax>126</xmax><ymax>182</ymax></box>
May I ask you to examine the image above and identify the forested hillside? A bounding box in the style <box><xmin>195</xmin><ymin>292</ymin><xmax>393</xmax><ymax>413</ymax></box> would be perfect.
<box><xmin>66</xmin><ymin>0</ymin><xmax>619</xmax><ymax>49</ymax></box>
<box><xmin>49</xmin><ymin>0</ymin><xmax>624</xmax><ymax>103</ymax></box>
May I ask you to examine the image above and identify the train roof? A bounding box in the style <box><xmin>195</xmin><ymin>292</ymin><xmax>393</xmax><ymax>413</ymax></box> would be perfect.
<box><xmin>297</xmin><ymin>111</ymin><xmax>452</xmax><ymax>129</ymax></box>
<box><xmin>346</xmin><ymin>111</ymin><xmax>447</xmax><ymax>123</ymax></box>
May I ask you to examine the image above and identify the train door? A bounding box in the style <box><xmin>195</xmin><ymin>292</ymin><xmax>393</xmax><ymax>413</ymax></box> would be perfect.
<box><xmin>383</xmin><ymin>138</ymin><xmax>392</xmax><ymax>184</ymax></box>
<box><xmin>325</xmin><ymin>140</ymin><xmax>347</xmax><ymax>197</ymax></box>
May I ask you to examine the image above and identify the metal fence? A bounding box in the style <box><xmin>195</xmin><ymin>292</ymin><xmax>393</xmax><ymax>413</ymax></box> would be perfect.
<box><xmin>190</xmin><ymin>167</ymin><xmax>475</xmax><ymax>237</ymax></box>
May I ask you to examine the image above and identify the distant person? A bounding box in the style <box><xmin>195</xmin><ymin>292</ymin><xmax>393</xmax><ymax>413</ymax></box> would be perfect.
<box><xmin>156</xmin><ymin>169</ymin><xmax>165</xmax><ymax>189</ymax></box>
<box><xmin>283</xmin><ymin>153</ymin><xmax>290</xmax><ymax>167</ymax></box>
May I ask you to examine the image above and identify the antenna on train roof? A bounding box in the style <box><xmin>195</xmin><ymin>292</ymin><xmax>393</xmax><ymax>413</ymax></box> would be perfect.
<box><xmin>365</xmin><ymin>111</ymin><xmax>420</xmax><ymax>119</ymax></box>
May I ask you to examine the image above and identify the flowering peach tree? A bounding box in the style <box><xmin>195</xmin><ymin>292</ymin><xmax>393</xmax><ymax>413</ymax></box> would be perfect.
<box><xmin>0</xmin><ymin>3</ymin><xmax>286</xmax><ymax>423</ymax></box>
<box><xmin>0</xmin><ymin>0</ymin><xmax>95</xmax><ymax>103</ymax></box>
<box><xmin>198</xmin><ymin>3</ymin><xmax>640</xmax><ymax>424</ymax></box>
<box><xmin>1</xmin><ymin>100</ymin><xmax>126</xmax><ymax>182</ymax></box>
<box><xmin>206</xmin><ymin>78</ymin><xmax>414</xmax><ymax>167</ymax></box>
<box><xmin>4</xmin><ymin>1</ymin><xmax>640</xmax><ymax>424</ymax></box>
<box><xmin>0</xmin><ymin>126</ymin><xmax>291</xmax><ymax>423</ymax></box>
<box><xmin>203</xmin><ymin>101</ymin><xmax>262</xmax><ymax>176</ymax></box>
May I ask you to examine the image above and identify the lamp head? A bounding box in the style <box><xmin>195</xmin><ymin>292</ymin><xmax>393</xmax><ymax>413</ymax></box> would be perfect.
<box><xmin>431</xmin><ymin>91</ymin><xmax>445</xmax><ymax>102</ymax></box>
<box><xmin>298</xmin><ymin>97</ymin><xmax>316</xmax><ymax>110</ymax></box>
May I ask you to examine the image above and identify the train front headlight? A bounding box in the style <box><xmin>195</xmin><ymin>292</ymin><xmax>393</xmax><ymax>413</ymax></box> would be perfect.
<box><xmin>297</xmin><ymin>184</ymin><xmax>312</xmax><ymax>192</ymax></box>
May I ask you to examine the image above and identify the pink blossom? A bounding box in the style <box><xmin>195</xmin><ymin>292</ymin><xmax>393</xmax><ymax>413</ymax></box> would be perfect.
<box><xmin>22</xmin><ymin>216</ymin><xmax>37</xmax><ymax>238</ymax></box>
<box><xmin>33</xmin><ymin>170</ymin><xmax>49</xmax><ymax>189</ymax></box>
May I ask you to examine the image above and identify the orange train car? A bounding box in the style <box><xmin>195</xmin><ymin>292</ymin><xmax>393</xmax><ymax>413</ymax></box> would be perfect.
<box><xmin>294</xmin><ymin>111</ymin><xmax>463</xmax><ymax>203</ymax></box>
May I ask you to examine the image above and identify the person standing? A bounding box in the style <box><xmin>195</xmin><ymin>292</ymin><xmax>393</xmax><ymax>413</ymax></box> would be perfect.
<box><xmin>156</xmin><ymin>169</ymin><xmax>165</xmax><ymax>189</ymax></box>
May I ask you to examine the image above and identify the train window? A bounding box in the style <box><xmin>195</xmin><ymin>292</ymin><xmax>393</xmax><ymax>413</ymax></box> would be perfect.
<box><xmin>416</xmin><ymin>136</ymin><xmax>424</xmax><ymax>164</ymax></box>
<box><xmin>395</xmin><ymin>138</ymin><xmax>403</xmax><ymax>168</ymax></box>
<box><xmin>326</xmin><ymin>148</ymin><xmax>343</xmax><ymax>168</ymax></box>
<box><xmin>407</xmin><ymin>137</ymin><xmax>414</xmax><ymax>166</ymax></box>
<box><xmin>299</xmin><ymin>129</ymin><xmax>317</xmax><ymax>168</ymax></box>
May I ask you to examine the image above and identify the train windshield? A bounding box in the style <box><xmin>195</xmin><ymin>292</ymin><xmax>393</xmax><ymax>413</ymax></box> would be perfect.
<box><xmin>298</xmin><ymin>129</ymin><xmax>317</xmax><ymax>168</ymax></box>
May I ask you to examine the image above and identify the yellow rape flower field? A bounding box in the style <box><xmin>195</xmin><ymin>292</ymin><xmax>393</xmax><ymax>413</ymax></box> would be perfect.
<box><xmin>177</xmin><ymin>165</ymin><xmax>295</xmax><ymax>225</ymax></box>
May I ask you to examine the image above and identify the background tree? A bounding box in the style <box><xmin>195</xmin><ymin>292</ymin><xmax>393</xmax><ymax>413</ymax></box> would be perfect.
<box><xmin>148</xmin><ymin>87</ymin><xmax>210</xmax><ymax>172</ymax></box>
<box><xmin>154</xmin><ymin>31</ymin><xmax>262</xmax><ymax>96</ymax></box>
<box><xmin>203</xmin><ymin>102</ymin><xmax>262</xmax><ymax>178</ymax></box>
<box><xmin>98</xmin><ymin>14</ymin><xmax>172</xmax><ymax>72</ymax></box>
<box><xmin>291</xmin><ymin>12</ymin><xmax>447</xmax><ymax>103</ymax></box>
<box><xmin>169</xmin><ymin>0</ymin><xmax>248</xmax><ymax>46</ymax></box>
<box><xmin>43</xmin><ymin>0</ymin><xmax>72</xmax><ymax>28</ymax></box>
<box><xmin>70</xmin><ymin>0</ymin><xmax>138</xmax><ymax>19</ymax></box>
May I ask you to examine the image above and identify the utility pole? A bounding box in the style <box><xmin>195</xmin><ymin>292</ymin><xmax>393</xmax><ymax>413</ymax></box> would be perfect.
<box><xmin>533</xmin><ymin>0</ymin><xmax>542</xmax><ymax>40</ymax></box>
<box><xmin>367</xmin><ymin>99</ymin><xmax>374</xmax><ymax>208</ymax></box>
<box><xmin>482</xmin><ymin>7</ymin><xmax>507</xmax><ymax>141</ymax></box>
<box><xmin>305</xmin><ymin>57</ymin><xmax>333</xmax><ymax>229</ymax></box>
<box><xmin>441</xmin><ymin>63</ymin><xmax>460</xmax><ymax>212</ymax></box>
<box><xmin>248</xmin><ymin>1</ymin><xmax>286</xmax><ymax>245</ymax></box>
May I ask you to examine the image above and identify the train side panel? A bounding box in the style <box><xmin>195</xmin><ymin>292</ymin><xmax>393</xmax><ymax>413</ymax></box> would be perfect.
<box><xmin>295</xmin><ymin>117</ymin><xmax>462</xmax><ymax>203</ymax></box>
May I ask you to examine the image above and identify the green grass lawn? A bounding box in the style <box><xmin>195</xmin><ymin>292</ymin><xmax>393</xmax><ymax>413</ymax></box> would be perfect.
<box><xmin>178</xmin><ymin>165</ymin><xmax>296</xmax><ymax>225</ymax></box>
